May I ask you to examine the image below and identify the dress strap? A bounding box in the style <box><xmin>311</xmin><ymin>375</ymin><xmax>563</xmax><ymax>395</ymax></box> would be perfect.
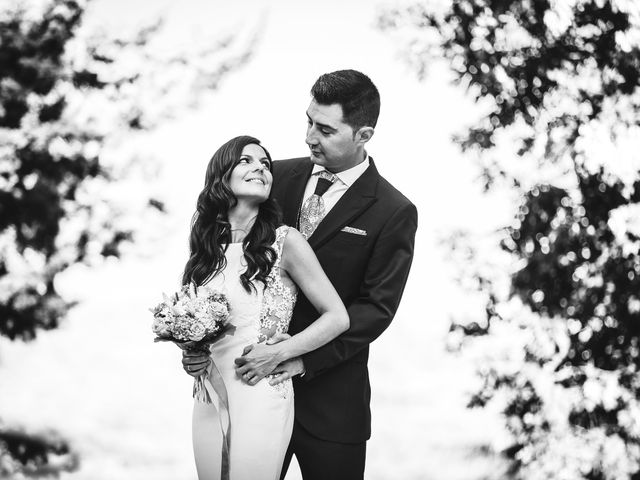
<box><xmin>272</xmin><ymin>225</ymin><xmax>290</xmax><ymax>269</ymax></box>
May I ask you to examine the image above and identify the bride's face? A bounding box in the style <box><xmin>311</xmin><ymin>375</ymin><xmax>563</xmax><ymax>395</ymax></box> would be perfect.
<box><xmin>228</xmin><ymin>144</ymin><xmax>272</xmax><ymax>203</ymax></box>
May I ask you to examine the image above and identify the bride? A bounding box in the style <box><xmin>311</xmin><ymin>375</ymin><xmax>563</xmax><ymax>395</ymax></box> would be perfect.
<box><xmin>180</xmin><ymin>135</ymin><xmax>348</xmax><ymax>480</ymax></box>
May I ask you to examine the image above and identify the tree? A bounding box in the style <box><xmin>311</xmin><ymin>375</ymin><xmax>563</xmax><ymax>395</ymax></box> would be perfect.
<box><xmin>0</xmin><ymin>0</ymin><xmax>256</xmax><ymax>475</ymax></box>
<box><xmin>381</xmin><ymin>1</ymin><xmax>640</xmax><ymax>478</ymax></box>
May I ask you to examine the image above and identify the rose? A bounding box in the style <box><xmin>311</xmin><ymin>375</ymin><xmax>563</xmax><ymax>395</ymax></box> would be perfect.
<box><xmin>188</xmin><ymin>321</ymin><xmax>207</xmax><ymax>341</ymax></box>
<box><xmin>209</xmin><ymin>302</ymin><xmax>228</xmax><ymax>319</ymax></box>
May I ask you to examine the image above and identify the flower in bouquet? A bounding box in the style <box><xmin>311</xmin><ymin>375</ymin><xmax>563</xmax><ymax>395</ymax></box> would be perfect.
<box><xmin>150</xmin><ymin>284</ymin><xmax>234</xmax><ymax>402</ymax></box>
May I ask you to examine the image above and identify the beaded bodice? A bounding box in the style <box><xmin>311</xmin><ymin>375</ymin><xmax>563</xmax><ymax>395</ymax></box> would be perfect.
<box><xmin>258</xmin><ymin>225</ymin><xmax>298</xmax><ymax>341</ymax></box>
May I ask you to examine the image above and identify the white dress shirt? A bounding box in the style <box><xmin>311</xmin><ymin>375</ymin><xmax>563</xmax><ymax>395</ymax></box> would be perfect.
<box><xmin>301</xmin><ymin>157</ymin><xmax>371</xmax><ymax>217</ymax></box>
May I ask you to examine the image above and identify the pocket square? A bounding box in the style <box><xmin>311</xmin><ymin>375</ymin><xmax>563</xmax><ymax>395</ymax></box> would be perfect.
<box><xmin>341</xmin><ymin>226</ymin><xmax>367</xmax><ymax>236</ymax></box>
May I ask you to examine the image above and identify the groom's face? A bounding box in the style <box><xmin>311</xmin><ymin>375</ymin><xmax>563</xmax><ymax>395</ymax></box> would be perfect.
<box><xmin>305</xmin><ymin>99</ymin><xmax>360</xmax><ymax>173</ymax></box>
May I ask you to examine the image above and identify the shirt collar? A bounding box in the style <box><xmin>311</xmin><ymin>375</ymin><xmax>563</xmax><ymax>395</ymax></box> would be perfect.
<box><xmin>311</xmin><ymin>156</ymin><xmax>371</xmax><ymax>187</ymax></box>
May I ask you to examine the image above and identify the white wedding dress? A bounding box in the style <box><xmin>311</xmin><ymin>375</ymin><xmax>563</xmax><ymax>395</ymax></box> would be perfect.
<box><xmin>192</xmin><ymin>226</ymin><xmax>297</xmax><ymax>480</ymax></box>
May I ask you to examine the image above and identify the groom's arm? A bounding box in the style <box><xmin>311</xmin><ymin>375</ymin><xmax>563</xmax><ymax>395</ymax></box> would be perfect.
<box><xmin>299</xmin><ymin>201</ymin><xmax>418</xmax><ymax>381</ymax></box>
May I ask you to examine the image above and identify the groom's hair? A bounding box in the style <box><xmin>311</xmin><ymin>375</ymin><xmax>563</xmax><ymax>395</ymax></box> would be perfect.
<box><xmin>311</xmin><ymin>69</ymin><xmax>380</xmax><ymax>131</ymax></box>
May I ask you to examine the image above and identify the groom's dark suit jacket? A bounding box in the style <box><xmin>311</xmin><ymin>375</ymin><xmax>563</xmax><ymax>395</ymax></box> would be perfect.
<box><xmin>271</xmin><ymin>156</ymin><xmax>418</xmax><ymax>444</ymax></box>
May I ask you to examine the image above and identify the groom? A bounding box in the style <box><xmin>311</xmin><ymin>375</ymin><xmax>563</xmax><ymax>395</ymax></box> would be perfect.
<box><xmin>249</xmin><ymin>69</ymin><xmax>417</xmax><ymax>479</ymax></box>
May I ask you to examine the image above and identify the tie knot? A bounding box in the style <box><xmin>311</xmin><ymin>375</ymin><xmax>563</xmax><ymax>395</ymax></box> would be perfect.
<box><xmin>314</xmin><ymin>171</ymin><xmax>336</xmax><ymax>197</ymax></box>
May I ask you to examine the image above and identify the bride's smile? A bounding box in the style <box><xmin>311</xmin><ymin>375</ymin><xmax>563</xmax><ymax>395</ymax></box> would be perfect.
<box><xmin>229</xmin><ymin>143</ymin><xmax>273</xmax><ymax>202</ymax></box>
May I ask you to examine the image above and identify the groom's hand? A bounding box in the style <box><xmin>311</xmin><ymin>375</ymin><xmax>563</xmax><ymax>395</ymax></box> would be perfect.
<box><xmin>182</xmin><ymin>350</ymin><xmax>210</xmax><ymax>377</ymax></box>
<box><xmin>234</xmin><ymin>333</ymin><xmax>290</xmax><ymax>385</ymax></box>
<box><xmin>268</xmin><ymin>358</ymin><xmax>305</xmax><ymax>385</ymax></box>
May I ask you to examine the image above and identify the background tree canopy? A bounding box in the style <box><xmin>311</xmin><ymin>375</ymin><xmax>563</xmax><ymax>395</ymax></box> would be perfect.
<box><xmin>381</xmin><ymin>1</ymin><xmax>640</xmax><ymax>478</ymax></box>
<box><xmin>0</xmin><ymin>0</ymin><xmax>254</xmax><ymax>475</ymax></box>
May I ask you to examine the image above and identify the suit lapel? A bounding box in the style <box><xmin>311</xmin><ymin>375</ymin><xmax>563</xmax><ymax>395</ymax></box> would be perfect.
<box><xmin>281</xmin><ymin>161</ymin><xmax>313</xmax><ymax>227</ymax></box>
<box><xmin>308</xmin><ymin>160</ymin><xmax>379</xmax><ymax>249</ymax></box>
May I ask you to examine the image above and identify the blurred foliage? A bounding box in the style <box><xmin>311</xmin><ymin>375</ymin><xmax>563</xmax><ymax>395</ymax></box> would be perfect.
<box><xmin>0</xmin><ymin>0</ymin><xmax>256</xmax><ymax>476</ymax></box>
<box><xmin>1</xmin><ymin>0</ymin><xmax>97</xmax><ymax>342</ymax></box>
<box><xmin>380</xmin><ymin>0</ymin><xmax>640</xmax><ymax>189</ymax></box>
<box><xmin>381</xmin><ymin>0</ymin><xmax>640</xmax><ymax>478</ymax></box>
<box><xmin>0</xmin><ymin>427</ymin><xmax>78</xmax><ymax>477</ymax></box>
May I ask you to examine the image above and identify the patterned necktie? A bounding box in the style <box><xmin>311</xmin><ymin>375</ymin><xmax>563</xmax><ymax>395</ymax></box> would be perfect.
<box><xmin>299</xmin><ymin>171</ymin><xmax>337</xmax><ymax>239</ymax></box>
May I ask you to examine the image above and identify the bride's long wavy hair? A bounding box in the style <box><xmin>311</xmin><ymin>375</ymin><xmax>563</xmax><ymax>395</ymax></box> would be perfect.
<box><xmin>182</xmin><ymin>135</ymin><xmax>281</xmax><ymax>293</ymax></box>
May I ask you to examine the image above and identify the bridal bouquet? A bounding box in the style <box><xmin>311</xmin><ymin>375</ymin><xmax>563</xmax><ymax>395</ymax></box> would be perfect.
<box><xmin>150</xmin><ymin>284</ymin><xmax>234</xmax><ymax>403</ymax></box>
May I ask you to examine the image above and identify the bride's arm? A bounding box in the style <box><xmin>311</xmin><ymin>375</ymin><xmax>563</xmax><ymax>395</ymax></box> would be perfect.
<box><xmin>234</xmin><ymin>228</ymin><xmax>349</xmax><ymax>384</ymax></box>
<box><xmin>276</xmin><ymin>228</ymin><xmax>350</xmax><ymax>356</ymax></box>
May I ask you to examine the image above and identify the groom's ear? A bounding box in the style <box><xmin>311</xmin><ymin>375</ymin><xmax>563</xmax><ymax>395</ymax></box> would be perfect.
<box><xmin>355</xmin><ymin>126</ymin><xmax>374</xmax><ymax>145</ymax></box>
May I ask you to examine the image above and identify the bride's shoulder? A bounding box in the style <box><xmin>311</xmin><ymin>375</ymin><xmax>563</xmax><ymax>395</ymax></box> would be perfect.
<box><xmin>278</xmin><ymin>227</ymin><xmax>313</xmax><ymax>267</ymax></box>
<box><xmin>275</xmin><ymin>224</ymin><xmax>304</xmax><ymax>239</ymax></box>
<box><xmin>276</xmin><ymin>225</ymin><xmax>303</xmax><ymax>242</ymax></box>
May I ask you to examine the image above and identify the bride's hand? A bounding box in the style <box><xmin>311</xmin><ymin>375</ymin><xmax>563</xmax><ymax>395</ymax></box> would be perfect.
<box><xmin>234</xmin><ymin>335</ymin><xmax>290</xmax><ymax>385</ymax></box>
<box><xmin>182</xmin><ymin>350</ymin><xmax>210</xmax><ymax>377</ymax></box>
